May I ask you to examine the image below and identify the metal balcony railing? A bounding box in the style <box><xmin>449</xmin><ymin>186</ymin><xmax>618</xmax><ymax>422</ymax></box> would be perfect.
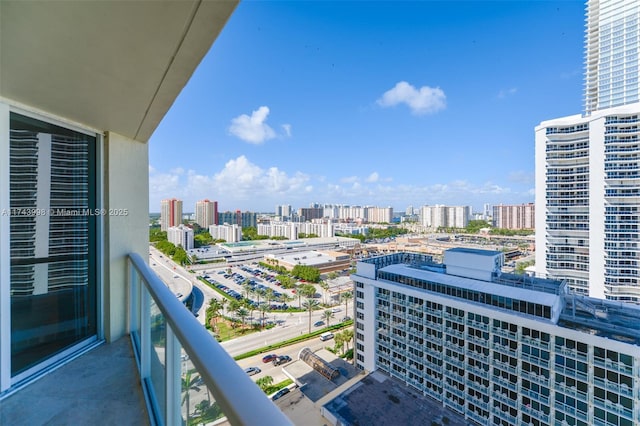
<box><xmin>127</xmin><ymin>253</ymin><xmax>291</xmax><ymax>426</ymax></box>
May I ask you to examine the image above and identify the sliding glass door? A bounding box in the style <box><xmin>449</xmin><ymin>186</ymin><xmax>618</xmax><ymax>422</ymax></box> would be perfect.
<box><xmin>9</xmin><ymin>112</ymin><xmax>97</xmax><ymax>376</ymax></box>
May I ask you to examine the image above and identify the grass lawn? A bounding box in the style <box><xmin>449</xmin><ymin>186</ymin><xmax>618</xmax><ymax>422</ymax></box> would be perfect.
<box><xmin>214</xmin><ymin>320</ymin><xmax>259</xmax><ymax>342</ymax></box>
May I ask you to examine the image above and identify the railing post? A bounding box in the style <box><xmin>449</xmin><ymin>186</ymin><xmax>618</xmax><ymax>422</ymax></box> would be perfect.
<box><xmin>166</xmin><ymin>325</ymin><xmax>182</xmax><ymax>426</ymax></box>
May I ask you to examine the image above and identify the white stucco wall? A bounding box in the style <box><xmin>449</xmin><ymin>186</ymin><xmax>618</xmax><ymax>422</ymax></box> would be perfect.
<box><xmin>104</xmin><ymin>131</ymin><xmax>149</xmax><ymax>342</ymax></box>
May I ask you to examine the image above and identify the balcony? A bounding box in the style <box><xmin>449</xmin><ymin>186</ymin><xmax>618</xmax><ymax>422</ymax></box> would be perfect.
<box><xmin>0</xmin><ymin>253</ymin><xmax>290</xmax><ymax>426</ymax></box>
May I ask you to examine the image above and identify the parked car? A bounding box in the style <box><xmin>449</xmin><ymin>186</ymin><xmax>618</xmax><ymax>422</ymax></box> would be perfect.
<box><xmin>272</xmin><ymin>355</ymin><xmax>291</xmax><ymax>366</ymax></box>
<box><xmin>262</xmin><ymin>354</ymin><xmax>278</xmax><ymax>363</ymax></box>
<box><xmin>244</xmin><ymin>366</ymin><xmax>261</xmax><ymax>376</ymax></box>
<box><xmin>271</xmin><ymin>388</ymin><xmax>290</xmax><ymax>401</ymax></box>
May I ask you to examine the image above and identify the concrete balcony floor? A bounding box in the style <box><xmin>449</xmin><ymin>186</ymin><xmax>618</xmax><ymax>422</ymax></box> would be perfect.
<box><xmin>0</xmin><ymin>337</ymin><xmax>148</xmax><ymax>425</ymax></box>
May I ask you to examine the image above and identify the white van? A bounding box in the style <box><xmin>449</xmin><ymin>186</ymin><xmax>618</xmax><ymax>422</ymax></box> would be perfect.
<box><xmin>319</xmin><ymin>332</ymin><xmax>334</xmax><ymax>341</ymax></box>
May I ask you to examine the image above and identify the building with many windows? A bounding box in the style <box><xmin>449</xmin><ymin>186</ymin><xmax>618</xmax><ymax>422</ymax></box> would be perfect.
<box><xmin>167</xmin><ymin>224</ymin><xmax>194</xmax><ymax>250</ymax></box>
<box><xmin>160</xmin><ymin>198</ymin><xmax>183</xmax><ymax>232</ymax></box>
<box><xmin>536</xmin><ymin>0</ymin><xmax>640</xmax><ymax>301</ymax></box>
<box><xmin>493</xmin><ymin>203</ymin><xmax>535</xmax><ymax>230</ymax></box>
<box><xmin>420</xmin><ymin>205</ymin><xmax>471</xmax><ymax>229</ymax></box>
<box><xmin>352</xmin><ymin>249</ymin><xmax>640</xmax><ymax>426</ymax></box>
<box><xmin>218</xmin><ymin>210</ymin><xmax>257</xmax><ymax>229</ymax></box>
<box><xmin>195</xmin><ymin>199</ymin><xmax>218</xmax><ymax>228</ymax></box>
<box><xmin>209</xmin><ymin>223</ymin><xmax>242</xmax><ymax>243</ymax></box>
<box><xmin>584</xmin><ymin>0</ymin><xmax>640</xmax><ymax>114</ymax></box>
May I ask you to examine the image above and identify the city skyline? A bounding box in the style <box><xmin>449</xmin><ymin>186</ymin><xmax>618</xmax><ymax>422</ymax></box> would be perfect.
<box><xmin>149</xmin><ymin>1</ymin><xmax>586</xmax><ymax>212</ymax></box>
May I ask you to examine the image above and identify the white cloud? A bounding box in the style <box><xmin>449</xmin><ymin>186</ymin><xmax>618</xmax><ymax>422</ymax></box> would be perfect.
<box><xmin>340</xmin><ymin>176</ymin><xmax>359</xmax><ymax>184</ymax></box>
<box><xmin>229</xmin><ymin>106</ymin><xmax>276</xmax><ymax>144</ymax></box>
<box><xmin>281</xmin><ymin>124</ymin><xmax>292</xmax><ymax>137</ymax></box>
<box><xmin>377</xmin><ymin>81</ymin><xmax>446</xmax><ymax>115</ymax></box>
<box><xmin>497</xmin><ymin>87</ymin><xmax>518</xmax><ymax>99</ymax></box>
<box><xmin>212</xmin><ymin>156</ymin><xmax>310</xmax><ymax>198</ymax></box>
<box><xmin>149</xmin><ymin>160</ymin><xmax>532</xmax><ymax>213</ymax></box>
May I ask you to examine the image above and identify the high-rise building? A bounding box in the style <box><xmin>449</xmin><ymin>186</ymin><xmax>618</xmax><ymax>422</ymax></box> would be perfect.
<box><xmin>536</xmin><ymin>0</ymin><xmax>640</xmax><ymax>301</ymax></box>
<box><xmin>275</xmin><ymin>204</ymin><xmax>292</xmax><ymax>220</ymax></box>
<box><xmin>218</xmin><ymin>210</ymin><xmax>257</xmax><ymax>229</ymax></box>
<box><xmin>493</xmin><ymin>203</ymin><xmax>535</xmax><ymax>230</ymax></box>
<box><xmin>160</xmin><ymin>198</ymin><xmax>183</xmax><ymax>231</ymax></box>
<box><xmin>420</xmin><ymin>205</ymin><xmax>470</xmax><ymax>229</ymax></box>
<box><xmin>195</xmin><ymin>199</ymin><xmax>217</xmax><ymax>228</ymax></box>
<box><xmin>352</xmin><ymin>249</ymin><xmax>640</xmax><ymax>426</ymax></box>
<box><xmin>584</xmin><ymin>0</ymin><xmax>640</xmax><ymax>114</ymax></box>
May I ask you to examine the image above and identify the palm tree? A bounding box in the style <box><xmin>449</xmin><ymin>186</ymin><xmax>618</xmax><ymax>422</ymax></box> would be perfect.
<box><xmin>258</xmin><ymin>302</ymin><xmax>270</xmax><ymax>329</ymax></box>
<box><xmin>301</xmin><ymin>298</ymin><xmax>320</xmax><ymax>334</ymax></box>
<box><xmin>333</xmin><ymin>332</ymin><xmax>345</xmax><ymax>354</ymax></box>
<box><xmin>243</xmin><ymin>298</ymin><xmax>255</xmax><ymax>328</ymax></box>
<box><xmin>322</xmin><ymin>309</ymin><xmax>334</xmax><ymax>326</ymax></box>
<box><xmin>206</xmin><ymin>299</ymin><xmax>223</xmax><ymax>331</ymax></box>
<box><xmin>255</xmin><ymin>287</ymin><xmax>265</xmax><ymax>306</ymax></box>
<box><xmin>341</xmin><ymin>291</ymin><xmax>353</xmax><ymax>315</ymax></box>
<box><xmin>256</xmin><ymin>375</ymin><xmax>274</xmax><ymax>392</ymax></box>
<box><xmin>181</xmin><ymin>369</ymin><xmax>202</xmax><ymax>421</ymax></box>
<box><xmin>236</xmin><ymin>307</ymin><xmax>249</xmax><ymax>330</ymax></box>
<box><xmin>264</xmin><ymin>288</ymin><xmax>274</xmax><ymax>306</ymax></box>
<box><xmin>342</xmin><ymin>328</ymin><xmax>354</xmax><ymax>352</ymax></box>
<box><xmin>319</xmin><ymin>280</ymin><xmax>329</xmax><ymax>305</ymax></box>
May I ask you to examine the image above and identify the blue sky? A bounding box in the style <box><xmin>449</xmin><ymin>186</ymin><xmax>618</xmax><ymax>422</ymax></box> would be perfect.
<box><xmin>149</xmin><ymin>0</ymin><xmax>586</xmax><ymax>214</ymax></box>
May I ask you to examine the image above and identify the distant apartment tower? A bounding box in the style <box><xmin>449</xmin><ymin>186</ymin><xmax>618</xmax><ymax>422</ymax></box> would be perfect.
<box><xmin>365</xmin><ymin>206</ymin><xmax>394</xmax><ymax>223</ymax></box>
<box><xmin>257</xmin><ymin>222</ymin><xmax>297</xmax><ymax>240</ymax></box>
<box><xmin>275</xmin><ymin>204</ymin><xmax>292</xmax><ymax>220</ymax></box>
<box><xmin>209</xmin><ymin>223</ymin><xmax>242</xmax><ymax>243</ymax></box>
<box><xmin>352</xmin><ymin>250</ymin><xmax>640</xmax><ymax>426</ymax></box>
<box><xmin>536</xmin><ymin>0</ymin><xmax>640</xmax><ymax>301</ymax></box>
<box><xmin>195</xmin><ymin>199</ymin><xmax>218</xmax><ymax>228</ymax></box>
<box><xmin>420</xmin><ymin>205</ymin><xmax>470</xmax><ymax>229</ymax></box>
<box><xmin>160</xmin><ymin>198</ymin><xmax>183</xmax><ymax>231</ymax></box>
<box><xmin>298</xmin><ymin>207</ymin><xmax>324</xmax><ymax>222</ymax></box>
<box><xmin>167</xmin><ymin>224</ymin><xmax>193</xmax><ymax>250</ymax></box>
<box><xmin>218</xmin><ymin>210</ymin><xmax>257</xmax><ymax>229</ymax></box>
<box><xmin>483</xmin><ymin>203</ymin><xmax>492</xmax><ymax>220</ymax></box>
<box><xmin>493</xmin><ymin>203</ymin><xmax>535</xmax><ymax>230</ymax></box>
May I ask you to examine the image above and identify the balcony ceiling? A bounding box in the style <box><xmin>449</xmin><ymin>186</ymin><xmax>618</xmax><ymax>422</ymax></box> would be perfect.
<box><xmin>0</xmin><ymin>0</ymin><xmax>237</xmax><ymax>142</ymax></box>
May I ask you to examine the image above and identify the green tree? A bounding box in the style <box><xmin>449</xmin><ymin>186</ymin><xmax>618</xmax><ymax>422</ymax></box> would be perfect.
<box><xmin>341</xmin><ymin>328</ymin><xmax>354</xmax><ymax>352</ymax></box>
<box><xmin>299</xmin><ymin>283</ymin><xmax>317</xmax><ymax>299</ymax></box>
<box><xmin>319</xmin><ymin>280</ymin><xmax>329</xmax><ymax>305</ymax></box>
<box><xmin>277</xmin><ymin>275</ymin><xmax>295</xmax><ymax>289</ymax></box>
<box><xmin>341</xmin><ymin>291</ymin><xmax>353</xmax><ymax>315</ymax></box>
<box><xmin>194</xmin><ymin>232</ymin><xmax>213</xmax><ymax>248</ymax></box>
<box><xmin>256</xmin><ymin>376</ymin><xmax>274</xmax><ymax>392</ymax></box>
<box><xmin>182</xmin><ymin>370</ymin><xmax>202</xmax><ymax>421</ymax></box>
<box><xmin>333</xmin><ymin>332</ymin><xmax>345</xmax><ymax>354</ymax></box>
<box><xmin>322</xmin><ymin>309</ymin><xmax>334</xmax><ymax>326</ymax></box>
<box><xmin>236</xmin><ymin>307</ymin><xmax>249</xmax><ymax>330</ymax></box>
<box><xmin>172</xmin><ymin>246</ymin><xmax>188</xmax><ymax>265</ymax></box>
<box><xmin>258</xmin><ymin>303</ymin><xmax>270</xmax><ymax>329</ymax></box>
<box><xmin>205</xmin><ymin>299</ymin><xmax>223</xmax><ymax>332</ymax></box>
<box><xmin>302</xmin><ymin>298</ymin><xmax>320</xmax><ymax>334</ymax></box>
<box><xmin>149</xmin><ymin>229</ymin><xmax>167</xmax><ymax>242</ymax></box>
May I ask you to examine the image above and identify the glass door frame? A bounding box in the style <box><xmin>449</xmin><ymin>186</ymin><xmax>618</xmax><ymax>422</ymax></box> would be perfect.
<box><xmin>0</xmin><ymin>101</ymin><xmax>104</xmax><ymax>394</ymax></box>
